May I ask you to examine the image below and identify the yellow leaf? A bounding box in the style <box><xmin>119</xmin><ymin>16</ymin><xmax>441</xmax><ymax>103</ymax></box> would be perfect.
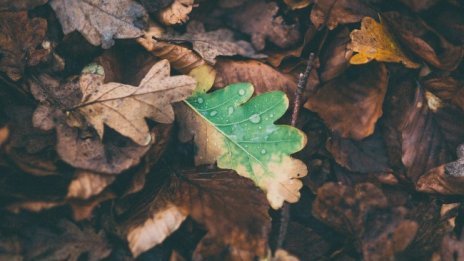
<box><xmin>188</xmin><ymin>64</ymin><xmax>216</xmax><ymax>93</ymax></box>
<box><xmin>349</xmin><ymin>16</ymin><xmax>420</xmax><ymax>68</ymax></box>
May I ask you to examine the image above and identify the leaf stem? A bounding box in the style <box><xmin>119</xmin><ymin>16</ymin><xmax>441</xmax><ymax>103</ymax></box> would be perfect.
<box><xmin>277</xmin><ymin>52</ymin><xmax>315</xmax><ymax>250</ymax></box>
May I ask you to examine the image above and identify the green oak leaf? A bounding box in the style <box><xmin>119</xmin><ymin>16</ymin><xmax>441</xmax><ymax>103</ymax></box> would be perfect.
<box><xmin>177</xmin><ymin>82</ymin><xmax>307</xmax><ymax>209</ymax></box>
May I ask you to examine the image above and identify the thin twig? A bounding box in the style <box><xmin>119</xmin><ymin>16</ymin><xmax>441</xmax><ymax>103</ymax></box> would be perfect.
<box><xmin>277</xmin><ymin>52</ymin><xmax>315</xmax><ymax>250</ymax></box>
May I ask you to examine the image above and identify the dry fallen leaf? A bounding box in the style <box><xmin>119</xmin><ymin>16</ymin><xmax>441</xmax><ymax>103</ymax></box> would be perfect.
<box><xmin>421</xmin><ymin>75</ymin><xmax>464</xmax><ymax>112</ymax></box>
<box><xmin>349</xmin><ymin>17</ymin><xmax>420</xmax><ymax>69</ymax></box>
<box><xmin>283</xmin><ymin>0</ymin><xmax>311</xmax><ymax>10</ymax></box>
<box><xmin>229</xmin><ymin>0</ymin><xmax>300</xmax><ymax>50</ymax></box>
<box><xmin>310</xmin><ymin>0</ymin><xmax>376</xmax><ymax>30</ymax></box>
<box><xmin>50</xmin><ymin>0</ymin><xmax>148</xmax><ymax>49</ymax></box>
<box><xmin>157</xmin><ymin>0</ymin><xmax>193</xmax><ymax>25</ymax></box>
<box><xmin>313</xmin><ymin>182</ymin><xmax>418</xmax><ymax>260</ymax></box>
<box><xmin>383</xmin><ymin>79</ymin><xmax>464</xmax><ymax>182</ymax></box>
<box><xmin>66</xmin><ymin>170</ymin><xmax>116</xmax><ymax>200</ymax></box>
<box><xmin>383</xmin><ymin>12</ymin><xmax>464</xmax><ymax>71</ymax></box>
<box><xmin>0</xmin><ymin>0</ymin><xmax>47</xmax><ymax>11</ymax></box>
<box><xmin>138</xmin><ymin>22</ymin><xmax>206</xmax><ymax>74</ymax></box>
<box><xmin>119</xmin><ymin>169</ymin><xmax>270</xmax><ymax>258</ymax></box>
<box><xmin>72</xmin><ymin>60</ymin><xmax>195</xmax><ymax>145</ymax></box>
<box><xmin>305</xmin><ymin>63</ymin><xmax>388</xmax><ymax>140</ymax></box>
<box><xmin>161</xmin><ymin>21</ymin><xmax>262</xmax><ymax>64</ymax></box>
<box><xmin>417</xmin><ymin>144</ymin><xmax>464</xmax><ymax>194</ymax></box>
<box><xmin>214</xmin><ymin>59</ymin><xmax>299</xmax><ymax>100</ymax></box>
<box><xmin>0</xmin><ymin>11</ymin><xmax>48</xmax><ymax>80</ymax></box>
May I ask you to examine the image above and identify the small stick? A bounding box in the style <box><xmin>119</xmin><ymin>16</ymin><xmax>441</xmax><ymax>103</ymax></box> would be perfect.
<box><xmin>277</xmin><ymin>52</ymin><xmax>315</xmax><ymax>250</ymax></box>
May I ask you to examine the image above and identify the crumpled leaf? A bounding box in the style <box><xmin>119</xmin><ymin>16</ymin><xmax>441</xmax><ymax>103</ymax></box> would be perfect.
<box><xmin>72</xmin><ymin>60</ymin><xmax>195</xmax><ymax>145</ymax></box>
<box><xmin>421</xmin><ymin>75</ymin><xmax>464</xmax><ymax>112</ymax></box>
<box><xmin>0</xmin><ymin>11</ymin><xmax>48</xmax><ymax>80</ymax></box>
<box><xmin>229</xmin><ymin>0</ymin><xmax>300</xmax><ymax>50</ymax></box>
<box><xmin>177</xmin><ymin>83</ymin><xmax>307</xmax><ymax>209</ymax></box>
<box><xmin>50</xmin><ymin>0</ymin><xmax>148</xmax><ymax>49</ymax></box>
<box><xmin>439</xmin><ymin>231</ymin><xmax>464</xmax><ymax>261</ymax></box>
<box><xmin>383</xmin><ymin>79</ymin><xmax>464</xmax><ymax>182</ymax></box>
<box><xmin>157</xmin><ymin>0</ymin><xmax>193</xmax><ymax>25</ymax></box>
<box><xmin>305</xmin><ymin>63</ymin><xmax>388</xmax><ymax>140</ymax></box>
<box><xmin>161</xmin><ymin>21</ymin><xmax>262</xmax><ymax>64</ymax></box>
<box><xmin>313</xmin><ymin>182</ymin><xmax>418</xmax><ymax>260</ymax></box>
<box><xmin>0</xmin><ymin>215</ymin><xmax>112</xmax><ymax>261</ymax></box>
<box><xmin>417</xmin><ymin>144</ymin><xmax>464</xmax><ymax>194</ymax></box>
<box><xmin>119</xmin><ymin>169</ymin><xmax>270</xmax><ymax>258</ymax></box>
<box><xmin>310</xmin><ymin>0</ymin><xmax>376</xmax><ymax>30</ymax></box>
<box><xmin>383</xmin><ymin>12</ymin><xmax>464</xmax><ymax>71</ymax></box>
<box><xmin>349</xmin><ymin>17</ymin><xmax>420</xmax><ymax>68</ymax></box>
<box><xmin>66</xmin><ymin>170</ymin><xmax>116</xmax><ymax>200</ymax></box>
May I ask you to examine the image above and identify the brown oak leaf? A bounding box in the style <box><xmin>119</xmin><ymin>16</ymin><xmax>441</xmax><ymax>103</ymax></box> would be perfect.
<box><xmin>119</xmin><ymin>169</ymin><xmax>270</xmax><ymax>259</ymax></box>
<box><xmin>161</xmin><ymin>21</ymin><xmax>263</xmax><ymax>64</ymax></box>
<box><xmin>229</xmin><ymin>0</ymin><xmax>300</xmax><ymax>50</ymax></box>
<box><xmin>72</xmin><ymin>60</ymin><xmax>195</xmax><ymax>145</ymax></box>
<box><xmin>157</xmin><ymin>0</ymin><xmax>193</xmax><ymax>25</ymax></box>
<box><xmin>0</xmin><ymin>11</ymin><xmax>48</xmax><ymax>81</ymax></box>
<box><xmin>50</xmin><ymin>0</ymin><xmax>148</xmax><ymax>49</ymax></box>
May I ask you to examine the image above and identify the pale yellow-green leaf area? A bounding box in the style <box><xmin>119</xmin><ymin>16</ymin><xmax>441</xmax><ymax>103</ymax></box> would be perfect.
<box><xmin>74</xmin><ymin>60</ymin><xmax>196</xmax><ymax>146</ymax></box>
<box><xmin>350</xmin><ymin>16</ymin><xmax>420</xmax><ymax>68</ymax></box>
<box><xmin>177</xmin><ymin>83</ymin><xmax>307</xmax><ymax>209</ymax></box>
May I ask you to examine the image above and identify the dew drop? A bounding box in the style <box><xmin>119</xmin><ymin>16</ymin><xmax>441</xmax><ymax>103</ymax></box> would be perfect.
<box><xmin>249</xmin><ymin>114</ymin><xmax>261</xmax><ymax>123</ymax></box>
<box><xmin>238</xmin><ymin>89</ymin><xmax>245</xmax><ymax>96</ymax></box>
<box><xmin>270</xmin><ymin>113</ymin><xmax>274</xmax><ymax>117</ymax></box>
<box><xmin>228</xmin><ymin>107</ymin><xmax>234</xmax><ymax>115</ymax></box>
<box><xmin>197</xmin><ymin>97</ymin><xmax>204</xmax><ymax>104</ymax></box>
<box><xmin>258</xmin><ymin>126</ymin><xmax>262</xmax><ymax>129</ymax></box>
<box><xmin>210</xmin><ymin>110</ymin><xmax>218</xmax><ymax>116</ymax></box>
<box><xmin>261</xmin><ymin>149</ymin><xmax>266</xmax><ymax>154</ymax></box>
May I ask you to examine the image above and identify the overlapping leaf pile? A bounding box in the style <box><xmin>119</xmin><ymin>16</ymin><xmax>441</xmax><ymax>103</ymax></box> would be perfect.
<box><xmin>1</xmin><ymin>0</ymin><xmax>464</xmax><ymax>260</ymax></box>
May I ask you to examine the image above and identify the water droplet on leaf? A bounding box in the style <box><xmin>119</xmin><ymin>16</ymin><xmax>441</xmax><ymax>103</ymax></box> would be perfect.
<box><xmin>197</xmin><ymin>97</ymin><xmax>204</xmax><ymax>104</ymax></box>
<box><xmin>238</xmin><ymin>89</ymin><xmax>245</xmax><ymax>96</ymax></box>
<box><xmin>261</xmin><ymin>149</ymin><xmax>266</xmax><ymax>154</ymax></box>
<box><xmin>249</xmin><ymin>114</ymin><xmax>261</xmax><ymax>123</ymax></box>
<box><xmin>210</xmin><ymin>110</ymin><xmax>218</xmax><ymax>116</ymax></box>
<box><xmin>228</xmin><ymin>107</ymin><xmax>234</xmax><ymax>115</ymax></box>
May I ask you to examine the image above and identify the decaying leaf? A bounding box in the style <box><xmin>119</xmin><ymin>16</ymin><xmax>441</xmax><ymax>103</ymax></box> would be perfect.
<box><xmin>349</xmin><ymin>17</ymin><xmax>420</xmax><ymax>68</ymax></box>
<box><xmin>161</xmin><ymin>21</ymin><xmax>262</xmax><ymax>64</ymax></box>
<box><xmin>0</xmin><ymin>0</ymin><xmax>47</xmax><ymax>11</ymax></box>
<box><xmin>50</xmin><ymin>0</ymin><xmax>148</xmax><ymax>49</ymax></box>
<box><xmin>383</xmin><ymin>12</ymin><xmax>464</xmax><ymax>71</ymax></box>
<box><xmin>318</xmin><ymin>27</ymin><xmax>353</xmax><ymax>82</ymax></box>
<box><xmin>72</xmin><ymin>60</ymin><xmax>195</xmax><ymax>145</ymax></box>
<box><xmin>383</xmin><ymin>79</ymin><xmax>464</xmax><ymax>182</ymax></box>
<box><xmin>177</xmin><ymin>83</ymin><xmax>307</xmax><ymax>209</ymax></box>
<box><xmin>67</xmin><ymin>170</ymin><xmax>116</xmax><ymax>200</ymax></box>
<box><xmin>138</xmin><ymin>23</ymin><xmax>206</xmax><ymax>73</ymax></box>
<box><xmin>313</xmin><ymin>182</ymin><xmax>418</xmax><ymax>260</ymax></box>
<box><xmin>120</xmin><ymin>169</ymin><xmax>270</xmax><ymax>258</ymax></box>
<box><xmin>0</xmin><ymin>11</ymin><xmax>48</xmax><ymax>80</ymax></box>
<box><xmin>439</xmin><ymin>231</ymin><xmax>464</xmax><ymax>261</ymax></box>
<box><xmin>326</xmin><ymin>131</ymin><xmax>392</xmax><ymax>174</ymax></box>
<box><xmin>310</xmin><ymin>0</ymin><xmax>376</xmax><ymax>30</ymax></box>
<box><xmin>229</xmin><ymin>0</ymin><xmax>300</xmax><ymax>50</ymax></box>
<box><xmin>417</xmin><ymin>144</ymin><xmax>464</xmax><ymax>194</ymax></box>
<box><xmin>421</xmin><ymin>75</ymin><xmax>464</xmax><ymax>112</ymax></box>
<box><xmin>305</xmin><ymin>63</ymin><xmax>388</xmax><ymax>140</ymax></box>
<box><xmin>0</xmin><ymin>213</ymin><xmax>112</xmax><ymax>261</ymax></box>
<box><xmin>214</xmin><ymin>59</ymin><xmax>301</xmax><ymax>102</ymax></box>
<box><xmin>157</xmin><ymin>0</ymin><xmax>193</xmax><ymax>25</ymax></box>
